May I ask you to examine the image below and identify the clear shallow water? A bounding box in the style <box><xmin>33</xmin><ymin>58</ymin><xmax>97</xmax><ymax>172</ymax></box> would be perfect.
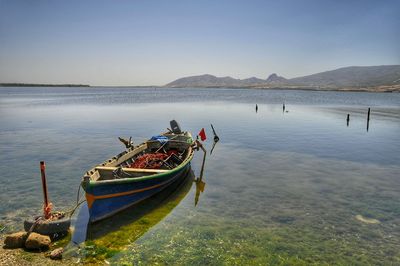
<box><xmin>0</xmin><ymin>87</ymin><xmax>399</xmax><ymax>265</ymax></box>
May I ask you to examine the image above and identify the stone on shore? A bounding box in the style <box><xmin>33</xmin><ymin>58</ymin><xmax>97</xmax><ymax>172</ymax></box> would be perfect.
<box><xmin>49</xmin><ymin>247</ymin><xmax>64</xmax><ymax>260</ymax></box>
<box><xmin>25</xmin><ymin>232</ymin><xmax>51</xmax><ymax>250</ymax></box>
<box><xmin>4</xmin><ymin>232</ymin><xmax>28</xmax><ymax>249</ymax></box>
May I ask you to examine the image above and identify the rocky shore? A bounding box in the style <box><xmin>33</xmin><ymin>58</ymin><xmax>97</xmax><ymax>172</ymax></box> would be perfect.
<box><xmin>0</xmin><ymin>235</ymin><xmax>76</xmax><ymax>266</ymax></box>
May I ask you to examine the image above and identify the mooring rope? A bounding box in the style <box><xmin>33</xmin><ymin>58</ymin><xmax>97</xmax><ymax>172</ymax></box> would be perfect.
<box><xmin>60</xmin><ymin>184</ymin><xmax>86</xmax><ymax>218</ymax></box>
<box><xmin>67</xmin><ymin>199</ymin><xmax>86</xmax><ymax>218</ymax></box>
<box><xmin>27</xmin><ymin>216</ymin><xmax>44</xmax><ymax>235</ymax></box>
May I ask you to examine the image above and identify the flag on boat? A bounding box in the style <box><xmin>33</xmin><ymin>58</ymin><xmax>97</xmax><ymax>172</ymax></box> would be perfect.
<box><xmin>198</xmin><ymin>128</ymin><xmax>207</xmax><ymax>141</ymax></box>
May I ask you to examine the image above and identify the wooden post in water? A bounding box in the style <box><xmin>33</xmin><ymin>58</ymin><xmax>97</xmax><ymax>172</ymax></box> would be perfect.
<box><xmin>255</xmin><ymin>104</ymin><xmax>258</xmax><ymax>113</ymax></box>
<box><xmin>40</xmin><ymin>161</ymin><xmax>51</xmax><ymax>219</ymax></box>
<box><xmin>346</xmin><ymin>114</ymin><xmax>350</xmax><ymax>127</ymax></box>
<box><xmin>367</xmin><ymin>108</ymin><xmax>371</xmax><ymax>132</ymax></box>
<box><xmin>283</xmin><ymin>103</ymin><xmax>285</xmax><ymax>113</ymax></box>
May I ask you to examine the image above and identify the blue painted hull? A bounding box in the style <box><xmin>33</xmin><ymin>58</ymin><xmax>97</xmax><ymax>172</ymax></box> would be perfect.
<box><xmin>83</xmin><ymin>163</ymin><xmax>191</xmax><ymax>222</ymax></box>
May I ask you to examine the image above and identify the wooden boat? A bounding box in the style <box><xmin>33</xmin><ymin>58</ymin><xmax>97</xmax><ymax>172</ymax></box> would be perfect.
<box><xmin>86</xmin><ymin>169</ymin><xmax>195</xmax><ymax>241</ymax></box>
<box><xmin>80</xmin><ymin>121</ymin><xmax>195</xmax><ymax>222</ymax></box>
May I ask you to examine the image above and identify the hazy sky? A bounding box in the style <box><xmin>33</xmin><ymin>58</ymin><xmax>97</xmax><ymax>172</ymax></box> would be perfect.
<box><xmin>0</xmin><ymin>0</ymin><xmax>399</xmax><ymax>86</ymax></box>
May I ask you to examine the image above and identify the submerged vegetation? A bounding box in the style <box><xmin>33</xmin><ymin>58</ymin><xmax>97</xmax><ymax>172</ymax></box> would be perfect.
<box><xmin>77</xmin><ymin>173</ymin><xmax>194</xmax><ymax>264</ymax></box>
<box><xmin>64</xmin><ymin>149</ymin><xmax>400</xmax><ymax>265</ymax></box>
<box><xmin>106</xmin><ymin>206</ymin><xmax>400</xmax><ymax>265</ymax></box>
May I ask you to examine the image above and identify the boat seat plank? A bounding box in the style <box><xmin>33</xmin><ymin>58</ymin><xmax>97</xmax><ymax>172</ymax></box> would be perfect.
<box><xmin>95</xmin><ymin>166</ymin><xmax>169</xmax><ymax>173</ymax></box>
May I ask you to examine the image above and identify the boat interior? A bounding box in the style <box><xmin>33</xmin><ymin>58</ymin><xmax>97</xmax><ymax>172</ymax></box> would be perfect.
<box><xmin>83</xmin><ymin>132</ymin><xmax>193</xmax><ymax>182</ymax></box>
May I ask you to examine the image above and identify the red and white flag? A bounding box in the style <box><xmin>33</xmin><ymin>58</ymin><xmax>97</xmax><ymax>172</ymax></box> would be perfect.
<box><xmin>198</xmin><ymin>128</ymin><xmax>207</xmax><ymax>141</ymax></box>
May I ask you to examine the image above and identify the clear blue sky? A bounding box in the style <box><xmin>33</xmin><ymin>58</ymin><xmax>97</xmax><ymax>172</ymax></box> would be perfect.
<box><xmin>0</xmin><ymin>0</ymin><xmax>399</xmax><ymax>86</ymax></box>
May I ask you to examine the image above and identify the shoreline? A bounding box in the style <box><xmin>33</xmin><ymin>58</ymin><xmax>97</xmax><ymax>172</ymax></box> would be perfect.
<box><xmin>1</xmin><ymin>85</ymin><xmax>399</xmax><ymax>93</ymax></box>
<box><xmin>0</xmin><ymin>236</ymin><xmax>75</xmax><ymax>266</ymax></box>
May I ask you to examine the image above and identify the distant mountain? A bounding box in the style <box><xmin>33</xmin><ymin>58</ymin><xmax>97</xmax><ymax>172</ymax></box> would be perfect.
<box><xmin>166</xmin><ymin>74</ymin><xmax>245</xmax><ymax>87</ymax></box>
<box><xmin>165</xmin><ymin>65</ymin><xmax>400</xmax><ymax>90</ymax></box>
<box><xmin>288</xmin><ymin>65</ymin><xmax>400</xmax><ymax>87</ymax></box>
<box><xmin>241</xmin><ymin>77</ymin><xmax>266</xmax><ymax>85</ymax></box>
<box><xmin>265</xmin><ymin>73</ymin><xmax>287</xmax><ymax>83</ymax></box>
<box><xmin>166</xmin><ymin>74</ymin><xmax>281</xmax><ymax>87</ymax></box>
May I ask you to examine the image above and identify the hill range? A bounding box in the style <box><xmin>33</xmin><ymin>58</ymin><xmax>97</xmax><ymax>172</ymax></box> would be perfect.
<box><xmin>166</xmin><ymin>65</ymin><xmax>400</xmax><ymax>92</ymax></box>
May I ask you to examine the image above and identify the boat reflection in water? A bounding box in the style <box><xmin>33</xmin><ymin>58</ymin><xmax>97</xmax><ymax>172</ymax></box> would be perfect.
<box><xmin>71</xmin><ymin>168</ymin><xmax>196</xmax><ymax>247</ymax></box>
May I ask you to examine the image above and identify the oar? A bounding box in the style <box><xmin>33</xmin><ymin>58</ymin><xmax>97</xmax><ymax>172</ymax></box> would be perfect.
<box><xmin>194</xmin><ymin>140</ymin><xmax>207</xmax><ymax>206</ymax></box>
<box><xmin>210</xmin><ymin>141</ymin><xmax>217</xmax><ymax>155</ymax></box>
<box><xmin>194</xmin><ymin>178</ymin><xmax>206</xmax><ymax>206</ymax></box>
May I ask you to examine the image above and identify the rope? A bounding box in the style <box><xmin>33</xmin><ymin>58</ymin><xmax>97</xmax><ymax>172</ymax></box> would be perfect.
<box><xmin>59</xmin><ymin>183</ymin><xmax>87</xmax><ymax>218</ymax></box>
<box><xmin>76</xmin><ymin>185</ymin><xmax>81</xmax><ymax>206</ymax></box>
<box><xmin>27</xmin><ymin>216</ymin><xmax>44</xmax><ymax>235</ymax></box>
<box><xmin>68</xmin><ymin>199</ymin><xmax>86</xmax><ymax>218</ymax></box>
<box><xmin>155</xmin><ymin>135</ymin><xmax>179</xmax><ymax>153</ymax></box>
<box><xmin>112</xmin><ymin>167</ymin><xmax>133</xmax><ymax>179</ymax></box>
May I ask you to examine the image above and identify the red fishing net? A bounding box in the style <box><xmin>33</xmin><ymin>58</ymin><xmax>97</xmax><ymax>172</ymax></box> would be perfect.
<box><xmin>129</xmin><ymin>153</ymin><xmax>168</xmax><ymax>169</ymax></box>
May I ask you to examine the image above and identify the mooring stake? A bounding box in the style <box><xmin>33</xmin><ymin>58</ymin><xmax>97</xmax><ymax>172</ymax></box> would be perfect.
<box><xmin>40</xmin><ymin>161</ymin><xmax>52</xmax><ymax>219</ymax></box>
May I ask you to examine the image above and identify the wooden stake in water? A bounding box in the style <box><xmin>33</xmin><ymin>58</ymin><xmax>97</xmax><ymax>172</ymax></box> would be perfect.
<box><xmin>367</xmin><ymin>108</ymin><xmax>371</xmax><ymax>132</ymax></box>
<box><xmin>40</xmin><ymin>161</ymin><xmax>51</xmax><ymax>219</ymax></box>
<box><xmin>346</xmin><ymin>114</ymin><xmax>350</xmax><ymax>127</ymax></box>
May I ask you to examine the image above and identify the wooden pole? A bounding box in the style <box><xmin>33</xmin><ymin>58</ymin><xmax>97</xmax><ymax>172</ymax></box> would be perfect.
<box><xmin>193</xmin><ymin>140</ymin><xmax>207</xmax><ymax>206</ymax></box>
<box><xmin>367</xmin><ymin>108</ymin><xmax>371</xmax><ymax>132</ymax></box>
<box><xmin>346</xmin><ymin>114</ymin><xmax>350</xmax><ymax>127</ymax></box>
<box><xmin>196</xmin><ymin>140</ymin><xmax>207</xmax><ymax>180</ymax></box>
<box><xmin>40</xmin><ymin>161</ymin><xmax>50</xmax><ymax>219</ymax></box>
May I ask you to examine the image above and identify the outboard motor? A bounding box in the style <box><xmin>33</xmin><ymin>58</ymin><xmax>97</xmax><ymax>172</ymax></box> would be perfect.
<box><xmin>170</xmin><ymin>120</ymin><xmax>182</xmax><ymax>134</ymax></box>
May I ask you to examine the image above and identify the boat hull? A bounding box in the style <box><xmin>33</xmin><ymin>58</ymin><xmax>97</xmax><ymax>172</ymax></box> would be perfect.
<box><xmin>83</xmin><ymin>163</ymin><xmax>191</xmax><ymax>222</ymax></box>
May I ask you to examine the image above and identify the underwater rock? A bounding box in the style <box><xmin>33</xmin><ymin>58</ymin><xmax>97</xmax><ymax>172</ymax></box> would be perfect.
<box><xmin>49</xmin><ymin>247</ymin><xmax>64</xmax><ymax>260</ymax></box>
<box><xmin>271</xmin><ymin>215</ymin><xmax>296</xmax><ymax>224</ymax></box>
<box><xmin>4</xmin><ymin>232</ymin><xmax>28</xmax><ymax>248</ymax></box>
<box><xmin>25</xmin><ymin>232</ymin><xmax>51</xmax><ymax>250</ymax></box>
<box><xmin>355</xmin><ymin>215</ymin><xmax>380</xmax><ymax>224</ymax></box>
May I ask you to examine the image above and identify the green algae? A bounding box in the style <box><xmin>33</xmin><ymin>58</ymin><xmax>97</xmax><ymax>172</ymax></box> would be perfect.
<box><xmin>112</xmin><ymin>216</ymin><xmax>400</xmax><ymax>265</ymax></box>
<box><xmin>51</xmin><ymin>231</ymin><xmax>71</xmax><ymax>250</ymax></box>
<box><xmin>103</xmin><ymin>149</ymin><xmax>400</xmax><ymax>265</ymax></box>
<box><xmin>0</xmin><ymin>223</ymin><xmax>5</xmax><ymax>233</ymax></box>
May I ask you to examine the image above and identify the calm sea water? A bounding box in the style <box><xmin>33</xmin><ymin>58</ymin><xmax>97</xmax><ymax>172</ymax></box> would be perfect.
<box><xmin>1</xmin><ymin>87</ymin><xmax>400</xmax><ymax>265</ymax></box>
